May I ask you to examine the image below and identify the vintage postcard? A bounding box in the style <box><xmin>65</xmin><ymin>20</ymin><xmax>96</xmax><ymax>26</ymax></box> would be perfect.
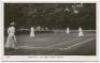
<box><xmin>0</xmin><ymin>0</ymin><xmax>99</xmax><ymax>62</ymax></box>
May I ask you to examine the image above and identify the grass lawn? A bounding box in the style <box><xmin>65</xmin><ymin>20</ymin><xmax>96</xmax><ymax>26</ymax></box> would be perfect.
<box><xmin>4</xmin><ymin>31</ymin><xmax>96</xmax><ymax>55</ymax></box>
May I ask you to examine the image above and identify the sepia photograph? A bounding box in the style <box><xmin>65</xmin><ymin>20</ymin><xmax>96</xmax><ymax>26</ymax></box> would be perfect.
<box><xmin>4</xmin><ymin>3</ymin><xmax>96</xmax><ymax>55</ymax></box>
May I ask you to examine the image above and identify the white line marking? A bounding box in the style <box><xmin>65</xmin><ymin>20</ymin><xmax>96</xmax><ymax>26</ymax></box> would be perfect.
<box><xmin>59</xmin><ymin>38</ymin><xmax>95</xmax><ymax>50</ymax></box>
<box><xmin>17</xmin><ymin>38</ymin><xmax>95</xmax><ymax>50</ymax></box>
<box><xmin>46</xmin><ymin>37</ymin><xmax>83</xmax><ymax>48</ymax></box>
<box><xmin>18</xmin><ymin>46</ymin><xmax>44</xmax><ymax>49</ymax></box>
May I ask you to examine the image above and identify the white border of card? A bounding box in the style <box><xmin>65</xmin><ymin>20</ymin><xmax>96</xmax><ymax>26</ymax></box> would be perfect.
<box><xmin>0</xmin><ymin>0</ymin><xmax>99</xmax><ymax>62</ymax></box>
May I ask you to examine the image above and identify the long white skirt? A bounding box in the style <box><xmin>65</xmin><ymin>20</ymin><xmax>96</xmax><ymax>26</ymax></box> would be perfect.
<box><xmin>65</xmin><ymin>30</ymin><xmax>70</xmax><ymax>34</ymax></box>
<box><xmin>5</xmin><ymin>33</ymin><xmax>16</xmax><ymax>48</ymax></box>
<box><xmin>78</xmin><ymin>31</ymin><xmax>84</xmax><ymax>37</ymax></box>
<box><xmin>30</xmin><ymin>31</ymin><xmax>35</xmax><ymax>37</ymax></box>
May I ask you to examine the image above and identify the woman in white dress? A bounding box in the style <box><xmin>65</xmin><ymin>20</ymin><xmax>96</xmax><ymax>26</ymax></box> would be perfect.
<box><xmin>78</xmin><ymin>27</ymin><xmax>84</xmax><ymax>37</ymax></box>
<box><xmin>65</xmin><ymin>27</ymin><xmax>70</xmax><ymax>34</ymax></box>
<box><xmin>5</xmin><ymin>22</ymin><xmax>17</xmax><ymax>49</ymax></box>
<box><xmin>30</xmin><ymin>26</ymin><xmax>35</xmax><ymax>37</ymax></box>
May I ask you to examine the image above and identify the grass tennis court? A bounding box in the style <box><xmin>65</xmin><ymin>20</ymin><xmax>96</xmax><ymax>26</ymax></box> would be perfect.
<box><xmin>5</xmin><ymin>31</ymin><xmax>96</xmax><ymax>55</ymax></box>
